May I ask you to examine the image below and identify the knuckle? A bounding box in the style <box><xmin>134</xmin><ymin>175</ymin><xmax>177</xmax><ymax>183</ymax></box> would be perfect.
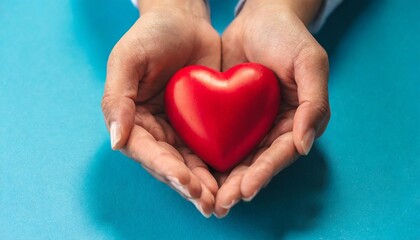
<box><xmin>316</xmin><ymin>46</ymin><xmax>328</xmax><ymax>63</ymax></box>
<box><xmin>108</xmin><ymin>35</ymin><xmax>148</xmax><ymax>69</ymax></box>
<box><xmin>101</xmin><ymin>92</ymin><xmax>112</xmax><ymax>114</ymax></box>
<box><xmin>314</xmin><ymin>100</ymin><xmax>331</xmax><ymax>136</ymax></box>
<box><xmin>107</xmin><ymin>46</ymin><xmax>125</xmax><ymax>70</ymax></box>
<box><xmin>318</xmin><ymin>49</ymin><xmax>330</xmax><ymax>71</ymax></box>
<box><xmin>314</xmin><ymin>46</ymin><xmax>329</xmax><ymax>71</ymax></box>
<box><xmin>315</xmin><ymin>99</ymin><xmax>331</xmax><ymax>120</ymax></box>
<box><xmin>257</xmin><ymin>161</ymin><xmax>275</xmax><ymax>180</ymax></box>
<box><xmin>151</xmin><ymin>151</ymin><xmax>173</xmax><ymax>170</ymax></box>
<box><xmin>302</xmin><ymin>45</ymin><xmax>329</xmax><ymax>65</ymax></box>
<box><xmin>296</xmin><ymin>44</ymin><xmax>329</xmax><ymax>74</ymax></box>
<box><xmin>107</xmin><ymin>38</ymin><xmax>135</xmax><ymax>69</ymax></box>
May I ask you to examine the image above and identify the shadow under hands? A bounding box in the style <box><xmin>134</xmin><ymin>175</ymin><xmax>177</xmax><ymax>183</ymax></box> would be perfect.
<box><xmin>85</xmin><ymin>143</ymin><xmax>330</xmax><ymax>239</ymax></box>
<box><xmin>316</xmin><ymin>0</ymin><xmax>374</xmax><ymax>62</ymax></box>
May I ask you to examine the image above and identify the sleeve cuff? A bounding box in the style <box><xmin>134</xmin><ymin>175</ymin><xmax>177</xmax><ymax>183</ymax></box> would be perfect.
<box><xmin>130</xmin><ymin>0</ymin><xmax>210</xmax><ymax>10</ymax></box>
<box><xmin>235</xmin><ymin>0</ymin><xmax>246</xmax><ymax>14</ymax></box>
<box><xmin>131</xmin><ymin>0</ymin><xmax>138</xmax><ymax>8</ymax></box>
<box><xmin>235</xmin><ymin>0</ymin><xmax>343</xmax><ymax>33</ymax></box>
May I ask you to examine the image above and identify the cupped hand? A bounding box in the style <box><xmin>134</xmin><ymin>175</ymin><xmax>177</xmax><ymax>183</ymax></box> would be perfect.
<box><xmin>101</xmin><ymin>1</ymin><xmax>221</xmax><ymax>218</ymax></box>
<box><xmin>213</xmin><ymin>0</ymin><xmax>331</xmax><ymax>217</ymax></box>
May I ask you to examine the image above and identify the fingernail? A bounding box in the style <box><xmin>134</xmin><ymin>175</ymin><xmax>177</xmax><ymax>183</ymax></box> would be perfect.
<box><xmin>189</xmin><ymin>199</ymin><xmax>211</xmax><ymax>218</ymax></box>
<box><xmin>110</xmin><ymin>122</ymin><xmax>121</xmax><ymax>150</ymax></box>
<box><xmin>214</xmin><ymin>209</ymin><xmax>230</xmax><ymax>219</ymax></box>
<box><xmin>301</xmin><ymin>129</ymin><xmax>316</xmax><ymax>155</ymax></box>
<box><xmin>220</xmin><ymin>199</ymin><xmax>240</xmax><ymax>209</ymax></box>
<box><xmin>167</xmin><ymin>176</ymin><xmax>192</xmax><ymax>198</ymax></box>
<box><xmin>243</xmin><ymin>191</ymin><xmax>258</xmax><ymax>202</ymax></box>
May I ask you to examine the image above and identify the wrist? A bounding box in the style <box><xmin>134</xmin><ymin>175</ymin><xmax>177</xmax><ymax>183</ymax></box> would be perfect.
<box><xmin>241</xmin><ymin>0</ymin><xmax>323</xmax><ymax>26</ymax></box>
<box><xmin>138</xmin><ymin>0</ymin><xmax>209</xmax><ymax>20</ymax></box>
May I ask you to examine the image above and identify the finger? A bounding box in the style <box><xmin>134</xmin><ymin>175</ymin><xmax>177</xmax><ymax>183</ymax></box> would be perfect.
<box><xmin>260</xmin><ymin>109</ymin><xmax>295</xmax><ymax>147</ymax></box>
<box><xmin>213</xmin><ymin>158</ymin><xmax>252</xmax><ymax>218</ymax></box>
<box><xmin>188</xmin><ymin>182</ymin><xmax>214</xmax><ymax>218</ymax></box>
<box><xmin>214</xmin><ymin>171</ymin><xmax>243</xmax><ymax>218</ymax></box>
<box><xmin>102</xmin><ymin>32</ymin><xmax>146</xmax><ymax>150</ymax></box>
<box><xmin>145</xmin><ymin>159</ymin><xmax>213</xmax><ymax>218</ymax></box>
<box><xmin>143</xmin><ymin>163</ymin><xmax>195</xmax><ymax>199</ymax></box>
<box><xmin>123</xmin><ymin>125</ymin><xmax>203</xmax><ymax>199</ymax></box>
<box><xmin>154</xmin><ymin>116</ymin><xmax>177</xmax><ymax>146</ymax></box>
<box><xmin>142</xmin><ymin>164</ymin><xmax>167</xmax><ymax>183</ymax></box>
<box><xmin>213</xmin><ymin>171</ymin><xmax>229</xmax><ymax>187</ymax></box>
<box><xmin>134</xmin><ymin>106</ymin><xmax>167</xmax><ymax>142</ymax></box>
<box><xmin>179</xmin><ymin>147</ymin><xmax>219</xmax><ymax>196</ymax></box>
<box><xmin>293</xmin><ymin>45</ymin><xmax>331</xmax><ymax>155</ymax></box>
<box><xmin>240</xmin><ymin>132</ymin><xmax>299</xmax><ymax>200</ymax></box>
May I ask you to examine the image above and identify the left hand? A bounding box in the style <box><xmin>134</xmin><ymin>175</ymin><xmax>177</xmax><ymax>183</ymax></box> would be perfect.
<box><xmin>213</xmin><ymin>0</ymin><xmax>331</xmax><ymax>217</ymax></box>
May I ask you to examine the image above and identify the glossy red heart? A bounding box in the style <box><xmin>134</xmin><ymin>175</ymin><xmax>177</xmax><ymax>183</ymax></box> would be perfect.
<box><xmin>164</xmin><ymin>63</ymin><xmax>280</xmax><ymax>172</ymax></box>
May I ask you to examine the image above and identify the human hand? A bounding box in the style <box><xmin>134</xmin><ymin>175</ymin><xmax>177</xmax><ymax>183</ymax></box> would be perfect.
<box><xmin>213</xmin><ymin>0</ymin><xmax>331</xmax><ymax>217</ymax></box>
<box><xmin>101</xmin><ymin>0</ymin><xmax>221</xmax><ymax>218</ymax></box>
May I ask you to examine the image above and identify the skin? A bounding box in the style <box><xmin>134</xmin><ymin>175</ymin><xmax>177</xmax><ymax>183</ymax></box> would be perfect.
<box><xmin>101</xmin><ymin>0</ymin><xmax>330</xmax><ymax>218</ymax></box>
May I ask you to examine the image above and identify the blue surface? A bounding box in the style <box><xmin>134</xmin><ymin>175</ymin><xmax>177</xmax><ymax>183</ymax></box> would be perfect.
<box><xmin>1</xmin><ymin>0</ymin><xmax>419</xmax><ymax>239</ymax></box>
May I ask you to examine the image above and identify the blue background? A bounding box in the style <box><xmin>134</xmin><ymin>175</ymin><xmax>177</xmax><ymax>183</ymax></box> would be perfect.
<box><xmin>1</xmin><ymin>0</ymin><xmax>419</xmax><ymax>239</ymax></box>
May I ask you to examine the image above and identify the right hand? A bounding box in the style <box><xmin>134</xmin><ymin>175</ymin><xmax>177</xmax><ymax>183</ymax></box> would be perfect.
<box><xmin>101</xmin><ymin>0</ymin><xmax>221</xmax><ymax>218</ymax></box>
<box><xmin>213</xmin><ymin>0</ymin><xmax>330</xmax><ymax>217</ymax></box>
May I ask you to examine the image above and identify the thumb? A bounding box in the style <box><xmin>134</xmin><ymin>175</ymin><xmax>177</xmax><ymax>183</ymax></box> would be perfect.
<box><xmin>293</xmin><ymin>46</ymin><xmax>331</xmax><ymax>155</ymax></box>
<box><xmin>101</xmin><ymin>42</ymin><xmax>146</xmax><ymax>150</ymax></box>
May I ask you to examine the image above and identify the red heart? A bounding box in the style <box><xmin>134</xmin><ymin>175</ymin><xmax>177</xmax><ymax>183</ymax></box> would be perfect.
<box><xmin>164</xmin><ymin>63</ymin><xmax>281</xmax><ymax>172</ymax></box>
